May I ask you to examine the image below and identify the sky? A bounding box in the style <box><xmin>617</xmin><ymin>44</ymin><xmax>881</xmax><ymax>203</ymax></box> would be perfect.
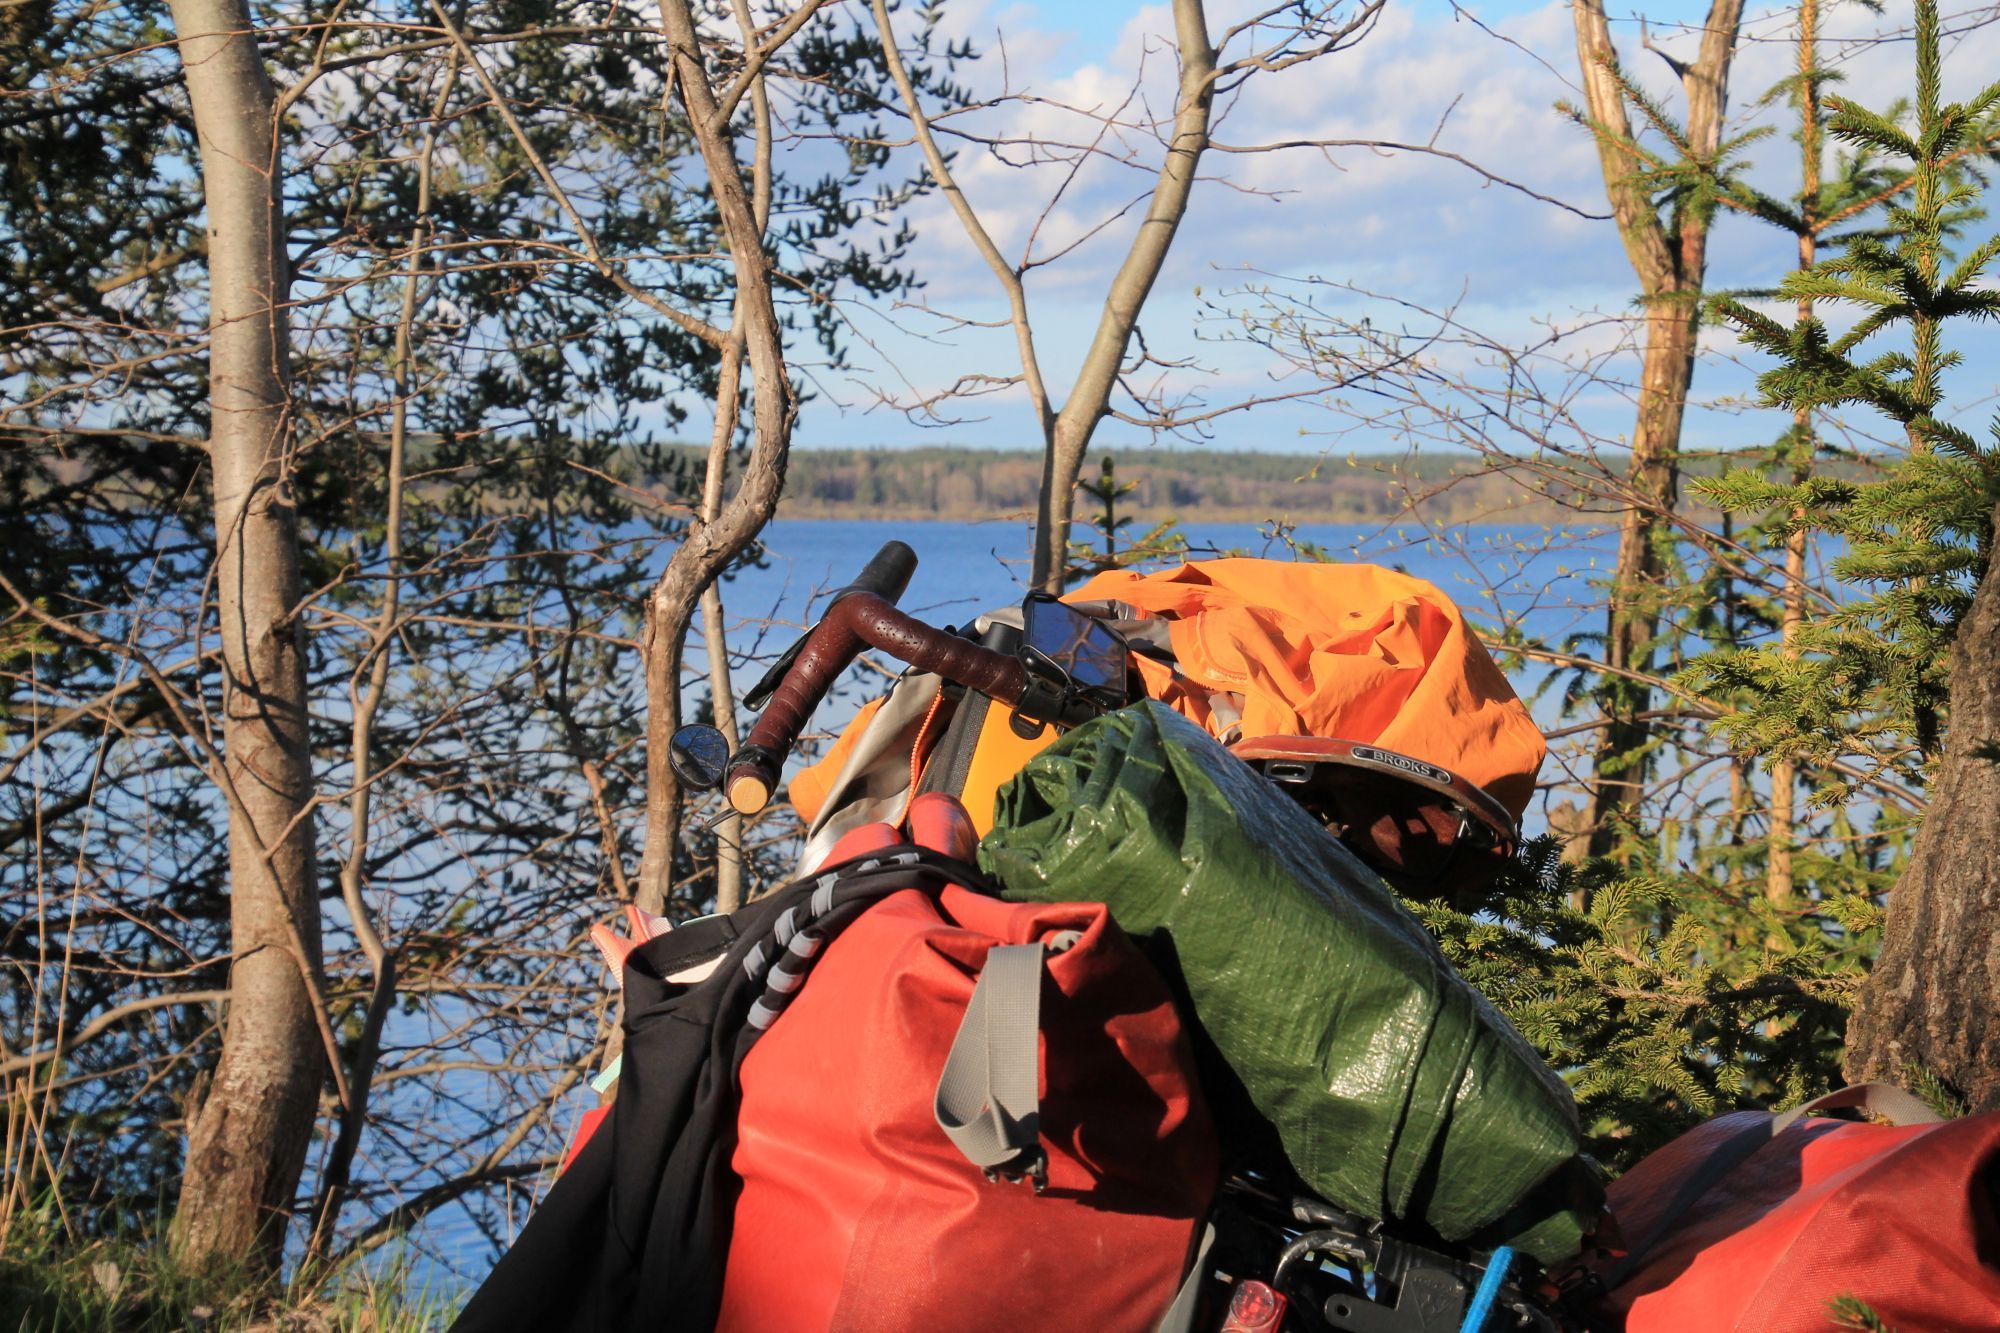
<box><xmin>745</xmin><ymin>0</ymin><xmax>2000</xmax><ymax>458</ymax></box>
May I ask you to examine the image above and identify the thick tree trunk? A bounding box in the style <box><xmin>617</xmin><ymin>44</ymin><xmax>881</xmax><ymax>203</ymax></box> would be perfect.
<box><xmin>1845</xmin><ymin>503</ymin><xmax>2000</xmax><ymax>1111</ymax></box>
<box><xmin>166</xmin><ymin>0</ymin><xmax>324</xmax><ymax>1271</ymax></box>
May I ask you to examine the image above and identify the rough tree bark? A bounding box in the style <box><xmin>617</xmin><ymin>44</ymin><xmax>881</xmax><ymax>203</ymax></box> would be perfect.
<box><xmin>1570</xmin><ymin>0</ymin><xmax>1744</xmax><ymax>858</ymax></box>
<box><xmin>634</xmin><ymin>0</ymin><xmax>795</xmax><ymax>916</ymax></box>
<box><xmin>166</xmin><ymin>0</ymin><xmax>326</xmax><ymax>1270</ymax></box>
<box><xmin>1845</xmin><ymin>503</ymin><xmax>2000</xmax><ymax>1110</ymax></box>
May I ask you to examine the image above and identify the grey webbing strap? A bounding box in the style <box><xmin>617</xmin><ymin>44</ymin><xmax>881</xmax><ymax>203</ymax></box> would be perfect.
<box><xmin>935</xmin><ymin>942</ymin><xmax>1046</xmax><ymax>1181</ymax></box>
<box><xmin>1772</xmin><ymin>1081</ymin><xmax>1943</xmax><ymax>1133</ymax></box>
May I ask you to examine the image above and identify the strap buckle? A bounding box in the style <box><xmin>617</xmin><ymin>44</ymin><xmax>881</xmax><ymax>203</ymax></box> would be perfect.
<box><xmin>983</xmin><ymin>1148</ymin><xmax>1049</xmax><ymax>1194</ymax></box>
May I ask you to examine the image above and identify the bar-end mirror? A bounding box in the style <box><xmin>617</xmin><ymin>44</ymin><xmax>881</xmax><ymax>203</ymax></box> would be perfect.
<box><xmin>669</xmin><ymin>724</ymin><xmax>731</xmax><ymax>791</ymax></box>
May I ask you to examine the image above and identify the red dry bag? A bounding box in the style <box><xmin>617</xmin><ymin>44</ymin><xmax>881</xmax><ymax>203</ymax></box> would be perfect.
<box><xmin>716</xmin><ymin>815</ymin><xmax>1218</xmax><ymax>1332</ymax></box>
<box><xmin>1581</xmin><ymin>1083</ymin><xmax>2000</xmax><ymax>1332</ymax></box>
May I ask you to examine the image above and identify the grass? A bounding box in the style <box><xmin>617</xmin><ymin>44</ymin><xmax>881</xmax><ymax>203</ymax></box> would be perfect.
<box><xmin>0</xmin><ymin>1207</ymin><xmax>455</xmax><ymax>1333</ymax></box>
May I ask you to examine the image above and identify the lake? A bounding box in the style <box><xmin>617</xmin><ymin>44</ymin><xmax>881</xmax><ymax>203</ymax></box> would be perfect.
<box><xmin>725</xmin><ymin>517</ymin><xmax>1615</xmax><ymax>638</ymax></box>
<box><xmin>707</xmin><ymin>516</ymin><xmax>1620</xmax><ymax>749</ymax></box>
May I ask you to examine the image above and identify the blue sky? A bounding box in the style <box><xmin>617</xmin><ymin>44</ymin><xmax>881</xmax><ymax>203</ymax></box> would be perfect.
<box><xmin>1021</xmin><ymin>0</ymin><xmax>1731</xmax><ymax>55</ymax></box>
<box><xmin>715</xmin><ymin>0</ymin><xmax>2000</xmax><ymax>460</ymax></box>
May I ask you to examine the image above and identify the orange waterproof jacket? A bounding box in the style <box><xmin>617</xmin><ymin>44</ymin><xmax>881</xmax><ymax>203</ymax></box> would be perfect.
<box><xmin>1070</xmin><ymin>559</ymin><xmax>1545</xmax><ymax>819</ymax></box>
<box><xmin>791</xmin><ymin>557</ymin><xmax>1545</xmax><ymax>842</ymax></box>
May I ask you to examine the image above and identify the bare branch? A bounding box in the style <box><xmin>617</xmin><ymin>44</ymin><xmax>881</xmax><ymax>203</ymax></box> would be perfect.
<box><xmin>1209</xmin><ymin>136</ymin><xmax>1611</xmax><ymax>220</ymax></box>
<box><xmin>427</xmin><ymin>0</ymin><xmax>726</xmax><ymax>351</ymax></box>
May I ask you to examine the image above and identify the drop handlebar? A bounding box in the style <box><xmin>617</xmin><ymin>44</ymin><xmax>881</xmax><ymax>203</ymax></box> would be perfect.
<box><xmin>723</xmin><ymin>543</ymin><xmax>1028</xmax><ymax>814</ymax></box>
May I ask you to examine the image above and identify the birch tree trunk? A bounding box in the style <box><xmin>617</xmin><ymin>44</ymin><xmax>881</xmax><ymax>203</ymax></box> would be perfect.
<box><xmin>165</xmin><ymin>0</ymin><xmax>325</xmax><ymax>1270</ymax></box>
<box><xmin>868</xmin><ymin>0</ymin><xmax>1223</xmax><ymax>595</ymax></box>
<box><xmin>1845</xmin><ymin>502</ymin><xmax>2000</xmax><ymax>1110</ymax></box>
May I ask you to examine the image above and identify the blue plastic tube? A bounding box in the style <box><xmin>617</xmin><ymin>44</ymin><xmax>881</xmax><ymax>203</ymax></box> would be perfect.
<box><xmin>1458</xmin><ymin>1245</ymin><xmax>1514</xmax><ymax>1333</ymax></box>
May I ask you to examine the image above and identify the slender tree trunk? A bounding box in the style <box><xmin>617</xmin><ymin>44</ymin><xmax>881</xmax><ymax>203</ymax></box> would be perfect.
<box><xmin>639</xmin><ymin>606</ymin><xmax>693</xmax><ymax>917</ymax></box>
<box><xmin>1570</xmin><ymin>0</ymin><xmax>1742</xmax><ymax>859</ymax></box>
<box><xmin>305</xmin><ymin>62</ymin><xmax>457</xmax><ymax>1264</ymax></box>
<box><xmin>869</xmin><ymin>0</ymin><xmax>1222</xmax><ymax>594</ymax></box>
<box><xmin>1029</xmin><ymin>0</ymin><xmax>1215</xmax><ymax>592</ymax></box>
<box><xmin>1584</xmin><ymin>294</ymin><xmax>1698</xmax><ymax>854</ymax></box>
<box><xmin>699</xmin><ymin>346</ymin><xmax>746</xmax><ymax>915</ymax></box>
<box><xmin>636</xmin><ymin>0</ymin><xmax>794</xmax><ymax>916</ymax></box>
<box><xmin>1765</xmin><ymin>520</ymin><xmax>1805</xmax><ymax>900</ymax></box>
<box><xmin>1719</xmin><ymin>511</ymin><xmax>1751</xmax><ymax>878</ymax></box>
<box><xmin>1845</xmin><ymin>501</ymin><xmax>2000</xmax><ymax>1110</ymax></box>
<box><xmin>1769</xmin><ymin>0</ymin><xmax>1821</xmax><ymax>906</ymax></box>
<box><xmin>166</xmin><ymin>0</ymin><xmax>324</xmax><ymax>1270</ymax></box>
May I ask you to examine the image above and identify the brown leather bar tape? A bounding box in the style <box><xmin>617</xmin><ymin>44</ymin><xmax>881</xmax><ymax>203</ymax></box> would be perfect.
<box><xmin>724</xmin><ymin>594</ymin><xmax>1028</xmax><ymax>814</ymax></box>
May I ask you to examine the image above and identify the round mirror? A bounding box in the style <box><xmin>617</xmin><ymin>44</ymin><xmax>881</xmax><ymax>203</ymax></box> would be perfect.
<box><xmin>668</xmin><ymin>724</ymin><xmax>731</xmax><ymax>791</ymax></box>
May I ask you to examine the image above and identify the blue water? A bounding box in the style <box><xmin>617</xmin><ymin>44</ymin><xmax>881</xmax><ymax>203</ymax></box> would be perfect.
<box><xmin>707</xmin><ymin>517</ymin><xmax>1621</xmax><ymax>770</ymax></box>
<box><xmin>725</xmin><ymin>518</ymin><xmax>1615</xmax><ymax>648</ymax></box>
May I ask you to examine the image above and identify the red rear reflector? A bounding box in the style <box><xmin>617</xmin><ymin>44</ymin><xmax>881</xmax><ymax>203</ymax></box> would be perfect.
<box><xmin>1220</xmin><ymin>1278</ymin><xmax>1287</xmax><ymax>1332</ymax></box>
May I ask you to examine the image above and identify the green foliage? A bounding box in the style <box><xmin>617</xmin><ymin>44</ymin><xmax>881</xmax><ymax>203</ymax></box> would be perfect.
<box><xmin>1215</xmin><ymin>0</ymin><xmax>1990</xmax><ymax>1173</ymax></box>
<box><xmin>1451</xmin><ymin>0</ymin><xmax>2000</xmax><ymax>1169</ymax></box>
<box><xmin>1412</xmin><ymin>838</ymin><xmax>1857</xmax><ymax>1168</ymax></box>
<box><xmin>2</xmin><ymin>0</ymin><xmax>961</xmax><ymax>1271</ymax></box>
<box><xmin>1078</xmin><ymin>455</ymin><xmax>1137</xmax><ymax>556</ymax></box>
<box><xmin>1830</xmin><ymin>1295</ymin><xmax>1897</xmax><ymax>1333</ymax></box>
<box><xmin>765</xmin><ymin>445</ymin><xmax>1789</xmax><ymax>524</ymax></box>
<box><xmin>1900</xmin><ymin>1061</ymin><xmax>1970</xmax><ymax>1119</ymax></box>
<box><xmin>1064</xmin><ymin>453</ymin><xmax>1189</xmax><ymax>585</ymax></box>
<box><xmin>1561</xmin><ymin>62</ymin><xmax>1767</xmax><ymax>263</ymax></box>
<box><xmin>1698</xmin><ymin>0</ymin><xmax>2000</xmax><ymax>779</ymax></box>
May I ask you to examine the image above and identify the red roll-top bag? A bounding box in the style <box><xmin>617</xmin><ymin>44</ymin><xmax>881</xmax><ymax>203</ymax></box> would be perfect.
<box><xmin>716</xmin><ymin>820</ymin><xmax>1218</xmax><ymax>1332</ymax></box>
<box><xmin>1582</xmin><ymin>1084</ymin><xmax>2000</xmax><ymax>1332</ymax></box>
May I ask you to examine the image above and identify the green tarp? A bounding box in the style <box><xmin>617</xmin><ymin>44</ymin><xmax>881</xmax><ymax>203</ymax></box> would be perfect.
<box><xmin>979</xmin><ymin>702</ymin><xmax>1599</xmax><ymax>1263</ymax></box>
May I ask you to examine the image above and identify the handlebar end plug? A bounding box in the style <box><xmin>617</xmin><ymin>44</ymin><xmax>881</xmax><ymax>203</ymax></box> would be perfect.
<box><xmin>727</xmin><ymin>770</ymin><xmax>774</xmax><ymax>816</ymax></box>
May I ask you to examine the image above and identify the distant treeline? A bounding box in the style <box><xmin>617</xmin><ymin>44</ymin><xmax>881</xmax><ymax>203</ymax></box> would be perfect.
<box><xmin>639</xmin><ymin>445</ymin><xmax>1857</xmax><ymax>526</ymax></box>
<box><xmin>751</xmin><ymin>446</ymin><xmax>1568</xmax><ymax>524</ymax></box>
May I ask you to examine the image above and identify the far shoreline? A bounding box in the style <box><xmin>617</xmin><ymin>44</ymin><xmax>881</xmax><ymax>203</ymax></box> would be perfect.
<box><xmin>764</xmin><ymin>506</ymin><xmax>1607</xmax><ymax>528</ymax></box>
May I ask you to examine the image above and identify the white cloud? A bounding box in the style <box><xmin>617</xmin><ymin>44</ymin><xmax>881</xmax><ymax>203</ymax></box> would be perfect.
<box><xmin>797</xmin><ymin>0</ymin><xmax>2000</xmax><ymax>451</ymax></box>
